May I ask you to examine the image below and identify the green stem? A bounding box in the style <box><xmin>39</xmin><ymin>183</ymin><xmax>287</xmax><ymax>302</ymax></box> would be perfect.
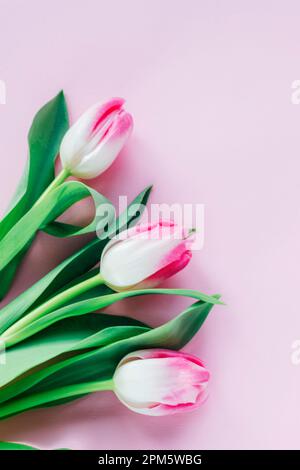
<box><xmin>2</xmin><ymin>273</ymin><xmax>104</xmax><ymax>339</ymax></box>
<box><xmin>33</xmin><ymin>168</ymin><xmax>70</xmax><ymax>206</ymax></box>
<box><xmin>0</xmin><ymin>380</ymin><xmax>113</xmax><ymax>420</ymax></box>
<box><xmin>0</xmin><ymin>169</ymin><xmax>70</xmax><ymax>274</ymax></box>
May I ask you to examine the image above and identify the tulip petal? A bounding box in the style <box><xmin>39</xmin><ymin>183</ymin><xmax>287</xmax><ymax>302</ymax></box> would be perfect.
<box><xmin>100</xmin><ymin>221</ymin><xmax>194</xmax><ymax>290</ymax></box>
<box><xmin>74</xmin><ymin>112</ymin><xmax>133</xmax><ymax>179</ymax></box>
<box><xmin>60</xmin><ymin>98</ymin><xmax>132</xmax><ymax>179</ymax></box>
<box><xmin>113</xmin><ymin>349</ymin><xmax>210</xmax><ymax>416</ymax></box>
<box><xmin>91</xmin><ymin>98</ymin><xmax>125</xmax><ymax>134</ymax></box>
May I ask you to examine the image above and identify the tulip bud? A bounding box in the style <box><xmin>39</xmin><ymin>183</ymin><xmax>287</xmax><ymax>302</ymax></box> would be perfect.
<box><xmin>60</xmin><ymin>98</ymin><xmax>133</xmax><ymax>179</ymax></box>
<box><xmin>100</xmin><ymin>220</ymin><xmax>195</xmax><ymax>291</ymax></box>
<box><xmin>113</xmin><ymin>349</ymin><xmax>209</xmax><ymax>416</ymax></box>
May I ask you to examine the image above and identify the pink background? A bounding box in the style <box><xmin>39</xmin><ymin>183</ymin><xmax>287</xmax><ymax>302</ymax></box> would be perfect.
<box><xmin>0</xmin><ymin>0</ymin><xmax>299</xmax><ymax>450</ymax></box>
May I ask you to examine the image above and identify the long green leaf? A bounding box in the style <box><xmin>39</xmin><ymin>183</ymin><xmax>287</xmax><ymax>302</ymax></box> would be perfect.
<box><xmin>0</xmin><ymin>92</ymin><xmax>69</xmax><ymax>299</ymax></box>
<box><xmin>0</xmin><ymin>299</ymin><xmax>216</xmax><ymax>418</ymax></box>
<box><xmin>0</xmin><ymin>92</ymin><xmax>68</xmax><ymax>237</ymax></box>
<box><xmin>6</xmin><ymin>288</ymin><xmax>222</xmax><ymax>346</ymax></box>
<box><xmin>0</xmin><ymin>313</ymin><xmax>149</xmax><ymax>392</ymax></box>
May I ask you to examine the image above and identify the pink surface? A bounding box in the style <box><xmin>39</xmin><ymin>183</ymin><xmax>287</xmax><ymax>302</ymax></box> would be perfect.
<box><xmin>0</xmin><ymin>0</ymin><xmax>299</xmax><ymax>450</ymax></box>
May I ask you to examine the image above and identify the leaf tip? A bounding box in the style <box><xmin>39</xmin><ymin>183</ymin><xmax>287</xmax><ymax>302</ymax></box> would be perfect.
<box><xmin>213</xmin><ymin>294</ymin><xmax>225</xmax><ymax>305</ymax></box>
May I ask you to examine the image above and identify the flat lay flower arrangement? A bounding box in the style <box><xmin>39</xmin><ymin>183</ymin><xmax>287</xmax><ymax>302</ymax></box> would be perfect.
<box><xmin>0</xmin><ymin>92</ymin><xmax>222</xmax><ymax>425</ymax></box>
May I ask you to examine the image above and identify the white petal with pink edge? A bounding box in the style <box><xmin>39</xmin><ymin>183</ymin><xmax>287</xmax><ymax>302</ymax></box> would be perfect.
<box><xmin>113</xmin><ymin>349</ymin><xmax>210</xmax><ymax>416</ymax></box>
<box><xmin>59</xmin><ymin>97</ymin><xmax>133</xmax><ymax>179</ymax></box>
<box><xmin>100</xmin><ymin>221</ymin><xmax>195</xmax><ymax>290</ymax></box>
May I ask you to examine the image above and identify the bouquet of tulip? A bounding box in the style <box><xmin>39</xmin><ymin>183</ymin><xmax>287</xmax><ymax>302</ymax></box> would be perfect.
<box><xmin>0</xmin><ymin>92</ymin><xmax>222</xmax><ymax>421</ymax></box>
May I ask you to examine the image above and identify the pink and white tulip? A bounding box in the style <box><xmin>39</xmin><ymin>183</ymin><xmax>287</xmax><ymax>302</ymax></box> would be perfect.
<box><xmin>113</xmin><ymin>349</ymin><xmax>210</xmax><ymax>416</ymax></box>
<box><xmin>60</xmin><ymin>98</ymin><xmax>133</xmax><ymax>179</ymax></box>
<box><xmin>100</xmin><ymin>220</ymin><xmax>195</xmax><ymax>291</ymax></box>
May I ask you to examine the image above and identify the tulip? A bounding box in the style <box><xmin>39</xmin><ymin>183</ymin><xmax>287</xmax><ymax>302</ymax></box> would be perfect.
<box><xmin>113</xmin><ymin>349</ymin><xmax>210</xmax><ymax>416</ymax></box>
<box><xmin>60</xmin><ymin>97</ymin><xmax>133</xmax><ymax>179</ymax></box>
<box><xmin>100</xmin><ymin>220</ymin><xmax>195</xmax><ymax>291</ymax></box>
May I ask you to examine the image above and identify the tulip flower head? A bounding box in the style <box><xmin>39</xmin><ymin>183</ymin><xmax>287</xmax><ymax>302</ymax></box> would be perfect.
<box><xmin>100</xmin><ymin>220</ymin><xmax>195</xmax><ymax>291</ymax></box>
<box><xmin>113</xmin><ymin>349</ymin><xmax>210</xmax><ymax>416</ymax></box>
<box><xmin>60</xmin><ymin>98</ymin><xmax>133</xmax><ymax>179</ymax></box>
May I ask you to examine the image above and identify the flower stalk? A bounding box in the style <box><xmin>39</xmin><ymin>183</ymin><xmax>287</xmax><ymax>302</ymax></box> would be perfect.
<box><xmin>2</xmin><ymin>274</ymin><xmax>105</xmax><ymax>341</ymax></box>
<box><xmin>35</xmin><ymin>168</ymin><xmax>70</xmax><ymax>202</ymax></box>
<box><xmin>0</xmin><ymin>380</ymin><xmax>114</xmax><ymax>420</ymax></box>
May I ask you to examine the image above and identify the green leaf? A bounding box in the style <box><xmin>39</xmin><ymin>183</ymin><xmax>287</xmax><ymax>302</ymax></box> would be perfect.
<box><xmin>7</xmin><ymin>288</ymin><xmax>222</xmax><ymax>346</ymax></box>
<box><xmin>0</xmin><ymin>441</ymin><xmax>69</xmax><ymax>450</ymax></box>
<box><xmin>0</xmin><ymin>442</ymin><xmax>37</xmax><ymax>450</ymax></box>
<box><xmin>0</xmin><ymin>92</ymin><xmax>69</xmax><ymax>299</ymax></box>
<box><xmin>0</xmin><ymin>313</ymin><xmax>149</xmax><ymax>395</ymax></box>
<box><xmin>0</xmin><ymin>181</ymin><xmax>114</xmax><ymax>273</ymax></box>
<box><xmin>0</xmin><ymin>186</ymin><xmax>152</xmax><ymax>333</ymax></box>
<box><xmin>0</xmin><ymin>299</ymin><xmax>217</xmax><ymax>418</ymax></box>
<box><xmin>0</xmin><ymin>253</ymin><xmax>27</xmax><ymax>302</ymax></box>
<box><xmin>0</xmin><ymin>92</ymin><xmax>69</xmax><ymax>236</ymax></box>
<box><xmin>43</xmin><ymin>185</ymin><xmax>153</xmax><ymax>238</ymax></box>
